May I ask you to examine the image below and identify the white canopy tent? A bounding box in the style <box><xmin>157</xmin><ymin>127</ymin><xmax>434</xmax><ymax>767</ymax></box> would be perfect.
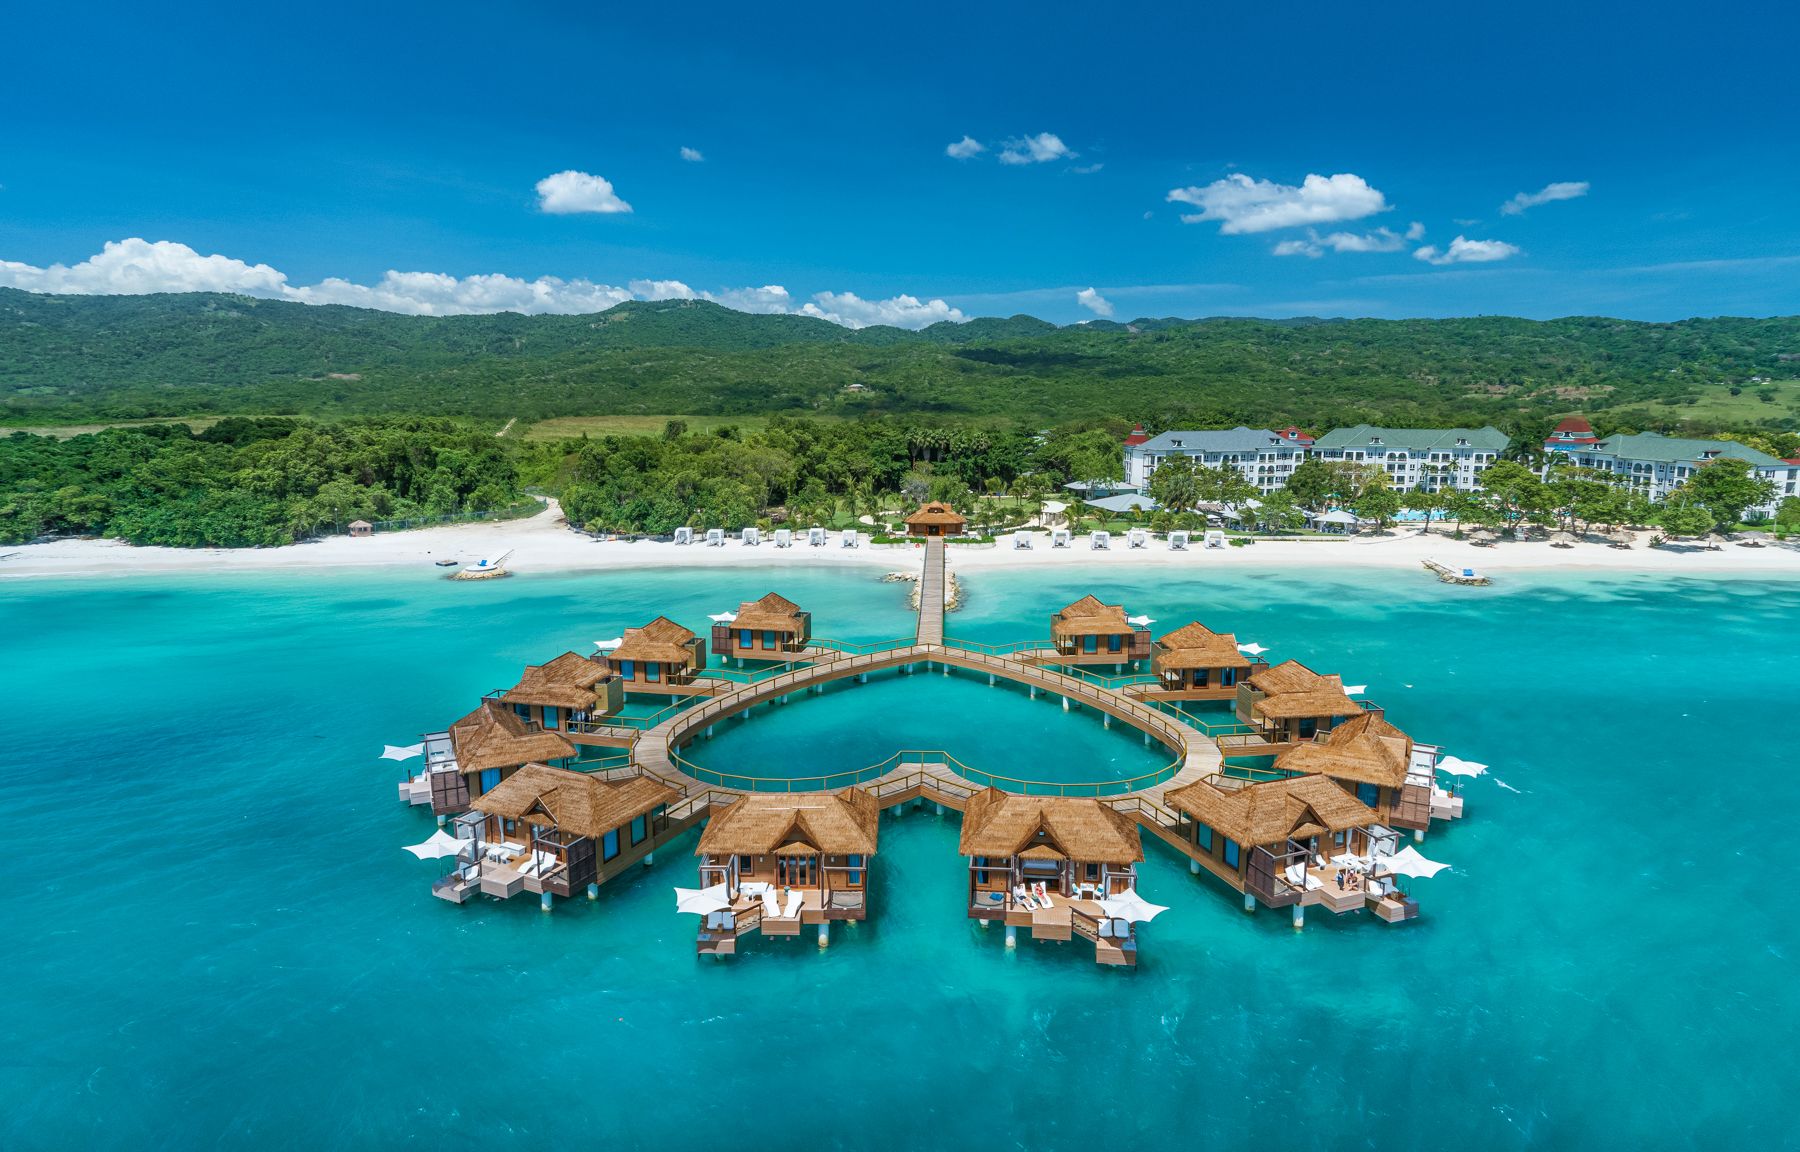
<box><xmin>674</xmin><ymin>884</ymin><xmax>733</xmax><ymax>915</ymax></box>
<box><xmin>1374</xmin><ymin>846</ymin><xmax>1450</xmax><ymax>879</ymax></box>
<box><xmin>1315</xmin><ymin>510</ymin><xmax>1359</xmax><ymax>526</ymax></box>
<box><xmin>1095</xmin><ymin>888</ymin><xmax>1169</xmax><ymax>924</ymax></box>
<box><xmin>594</xmin><ymin>637</ymin><xmax>624</xmax><ymax>651</ymax></box>
<box><xmin>403</xmin><ymin>830</ymin><xmax>466</xmax><ymax>860</ymax></box>
<box><xmin>381</xmin><ymin>743</ymin><xmax>424</xmax><ymax>761</ymax></box>
<box><xmin>1238</xmin><ymin>642</ymin><xmax>1268</xmax><ymax>656</ymax></box>
<box><xmin>707</xmin><ymin>612</ymin><xmax>738</xmax><ymax>624</ymax></box>
<box><xmin>1342</xmin><ymin>684</ymin><xmax>1367</xmax><ymax>696</ymax></box>
<box><xmin>1436</xmin><ymin>755</ymin><xmax>1488</xmax><ymax>778</ymax></box>
<box><xmin>1126</xmin><ymin>614</ymin><xmax>1155</xmax><ymax>627</ymax></box>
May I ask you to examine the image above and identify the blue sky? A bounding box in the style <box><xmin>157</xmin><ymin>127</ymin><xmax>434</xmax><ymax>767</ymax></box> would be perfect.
<box><xmin>2</xmin><ymin>1</ymin><xmax>1796</xmax><ymax>327</ymax></box>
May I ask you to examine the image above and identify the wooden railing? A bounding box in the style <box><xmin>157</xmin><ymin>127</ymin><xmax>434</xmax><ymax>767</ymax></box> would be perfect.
<box><xmin>671</xmin><ymin>746</ymin><xmax>1188</xmax><ymax>798</ymax></box>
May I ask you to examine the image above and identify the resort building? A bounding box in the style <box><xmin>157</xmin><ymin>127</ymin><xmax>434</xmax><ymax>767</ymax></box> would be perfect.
<box><xmin>435</xmin><ymin>762</ymin><xmax>678</xmax><ymax>905</ymax></box>
<box><xmin>1232</xmin><ymin>660</ymin><xmax>1373</xmax><ymax>753</ymax></box>
<box><xmin>347</xmin><ymin>519</ymin><xmax>372</xmax><ymax>537</ymax></box>
<box><xmin>611</xmin><ymin>616</ymin><xmax>708</xmax><ymax>693</ymax></box>
<box><xmin>1121</xmin><ymin>426</ymin><xmax>1310</xmax><ymax>494</ymax></box>
<box><xmin>422</xmin><ymin>700</ymin><xmax>577</xmax><ymax>815</ymax></box>
<box><xmin>905</xmin><ymin>501</ymin><xmax>967</xmax><ymax>537</ymax></box>
<box><xmin>1543</xmin><ymin>430</ymin><xmax>1792</xmax><ymax>514</ymax></box>
<box><xmin>1273</xmin><ymin>712</ymin><xmax>1434</xmax><ymax>834</ymax></box>
<box><xmin>1311</xmin><ymin>425</ymin><xmax>1510</xmax><ymax>492</ymax></box>
<box><xmin>1542</xmin><ymin>417</ymin><xmax>1601</xmax><ymax>453</ymax></box>
<box><xmin>492</xmin><ymin>651</ymin><xmax>623</xmax><ymax>738</ymax></box>
<box><xmin>959</xmin><ymin>788</ymin><xmax>1148</xmax><ymax>965</ymax></box>
<box><xmin>1146</xmin><ymin>621</ymin><xmax>1263</xmax><ymax>700</ymax></box>
<box><xmin>711</xmin><ymin>592</ymin><xmax>811</xmax><ymax>659</ymax></box>
<box><xmin>691</xmin><ymin>789</ymin><xmax>879</xmax><ymax>954</ymax></box>
<box><xmin>1046</xmin><ymin>594</ymin><xmax>1152</xmax><ymax>666</ymax></box>
<box><xmin>1164</xmin><ymin>775</ymin><xmax>1415</xmax><ymax>922</ymax></box>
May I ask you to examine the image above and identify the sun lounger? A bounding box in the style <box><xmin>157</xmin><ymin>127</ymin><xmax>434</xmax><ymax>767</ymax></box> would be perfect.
<box><xmin>782</xmin><ymin>890</ymin><xmax>804</xmax><ymax>919</ymax></box>
<box><xmin>1284</xmin><ymin>863</ymin><xmax>1307</xmax><ymax>887</ymax></box>
<box><xmin>1013</xmin><ymin>884</ymin><xmax>1037</xmax><ymax>911</ymax></box>
<box><xmin>760</xmin><ymin>888</ymin><xmax>782</xmax><ymax>919</ymax></box>
<box><xmin>1031</xmin><ymin>882</ymin><xmax>1053</xmax><ymax>908</ymax></box>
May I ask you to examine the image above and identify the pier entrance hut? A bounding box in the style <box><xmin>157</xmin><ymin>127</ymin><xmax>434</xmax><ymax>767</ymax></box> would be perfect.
<box><xmin>959</xmin><ymin>788</ymin><xmax>1147</xmax><ymax>965</ymax></box>
<box><xmin>712</xmin><ymin>593</ymin><xmax>812</xmax><ymax>659</ymax></box>
<box><xmin>348</xmin><ymin>520</ymin><xmax>372</xmax><ymax>537</ymax></box>
<box><xmin>905</xmin><ymin>501</ymin><xmax>966</xmax><ymax>538</ymax></box>
<box><xmin>1149</xmin><ymin>622</ymin><xmax>1264</xmax><ymax>699</ymax></box>
<box><xmin>1234</xmin><ymin>660</ymin><xmax>1371</xmax><ymax>750</ymax></box>
<box><xmin>496</xmin><ymin>652</ymin><xmax>623</xmax><ymax>735</ymax></box>
<box><xmin>1164</xmin><ymin>776</ymin><xmax>1410</xmax><ymax>920</ymax></box>
<box><xmin>611</xmin><ymin>617</ymin><xmax>708</xmax><ymax>693</ymax></box>
<box><xmin>1274</xmin><ymin>712</ymin><xmax>1433</xmax><ymax>833</ymax></box>
<box><xmin>449</xmin><ymin>763</ymin><xmax>678</xmax><ymax>904</ymax></box>
<box><xmin>693</xmin><ymin>789</ymin><xmax>879</xmax><ymax>954</ymax></box>
<box><xmin>426</xmin><ymin>701</ymin><xmax>577</xmax><ymax>816</ymax></box>
<box><xmin>1047</xmin><ymin>595</ymin><xmax>1152</xmax><ymax>665</ymax></box>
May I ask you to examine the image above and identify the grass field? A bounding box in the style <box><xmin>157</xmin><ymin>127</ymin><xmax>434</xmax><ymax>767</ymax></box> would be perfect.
<box><xmin>1632</xmin><ymin>379</ymin><xmax>1800</xmax><ymax>424</ymax></box>
<box><xmin>3</xmin><ymin>416</ymin><xmax>227</xmax><ymax>439</ymax></box>
<box><xmin>519</xmin><ymin>414</ymin><xmax>808</xmax><ymax>441</ymax></box>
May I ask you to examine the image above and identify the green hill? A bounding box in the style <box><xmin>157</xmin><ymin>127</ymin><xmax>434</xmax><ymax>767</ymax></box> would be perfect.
<box><xmin>4</xmin><ymin>288</ymin><xmax>1799</xmax><ymax>437</ymax></box>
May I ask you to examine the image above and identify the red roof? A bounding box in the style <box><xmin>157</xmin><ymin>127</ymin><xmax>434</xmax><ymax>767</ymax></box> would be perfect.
<box><xmin>1275</xmin><ymin>426</ymin><xmax>1314</xmax><ymax>445</ymax></box>
<box><xmin>1552</xmin><ymin>417</ymin><xmax>1594</xmax><ymax>434</ymax></box>
<box><xmin>1783</xmin><ymin>458</ymin><xmax>1800</xmax><ymax>467</ymax></box>
<box><xmin>1124</xmin><ymin>424</ymin><xmax>1149</xmax><ymax>446</ymax></box>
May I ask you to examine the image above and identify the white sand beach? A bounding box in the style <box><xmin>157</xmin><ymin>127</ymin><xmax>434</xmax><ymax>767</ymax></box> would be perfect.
<box><xmin>3</xmin><ymin>500</ymin><xmax>1796</xmax><ymax>580</ymax></box>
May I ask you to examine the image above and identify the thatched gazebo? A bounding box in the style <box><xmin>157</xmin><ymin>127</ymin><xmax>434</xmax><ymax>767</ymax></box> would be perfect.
<box><xmin>1549</xmin><ymin>530</ymin><xmax>1578</xmax><ymax>549</ymax></box>
<box><xmin>904</xmin><ymin>501</ymin><xmax>966</xmax><ymax>537</ymax></box>
<box><xmin>1468</xmin><ymin>528</ymin><xmax>1498</xmax><ymax>546</ymax></box>
<box><xmin>1608</xmin><ymin>528</ymin><xmax>1635</xmax><ymax>549</ymax></box>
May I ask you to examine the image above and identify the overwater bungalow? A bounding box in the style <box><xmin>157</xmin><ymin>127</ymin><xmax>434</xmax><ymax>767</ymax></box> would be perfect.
<box><xmin>435</xmin><ymin>762</ymin><xmax>679</xmax><ymax>905</ymax></box>
<box><xmin>492</xmin><ymin>651</ymin><xmax>623</xmax><ymax>739</ymax></box>
<box><xmin>611</xmin><ymin>616</ymin><xmax>708</xmax><ymax>694</ymax></box>
<box><xmin>692</xmin><ymin>789</ymin><xmax>879</xmax><ymax>955</ymax></box>
<box><xmin>1045</xmin><ymin>594</ymin><xmax>1152</xmax><ymax>666</ymax></box>
<box><xmin>1147</xmin><ymin>621</ymin><xmax>1264</xmax><ymax>699</ymax></box>
<box><xmin>1274</xmin><ymin>712</ymin><xmax>1434</xmax><ymax>834</ymax></box>
<box><xmin>959</xmin><ymin>788</ymin><xmax>1148</xmax><ymax>965</ymax></box>
<box><xmin>711</xmin><ymin>592</ymin><xmax>812</xmax><ymax>659</ymax></box>
<box><xmin>421</xmin><ymin>701</ymin><xmax>577</xmax><ymax>816</ymax></box>
<box><xmin>1163</xmin><ymin>776</ymin><xmax>1416</xmax><ymax>924</ymax></box>
<box><xmin>905</xmin><ymin>501</ymin><xmax>966</xmax><ymax>537</ymax></box>
<box><xmin>1231</xmin><ymin>659</ymin><xmax>1375</xmax><ymax>752</ymax></box>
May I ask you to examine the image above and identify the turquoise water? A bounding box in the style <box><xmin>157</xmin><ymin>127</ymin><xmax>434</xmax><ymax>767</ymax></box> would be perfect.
<box><xmin>3</xmin><ymin>562</ymin><xmax>1799</xmax><ymax>1148</ymax></box>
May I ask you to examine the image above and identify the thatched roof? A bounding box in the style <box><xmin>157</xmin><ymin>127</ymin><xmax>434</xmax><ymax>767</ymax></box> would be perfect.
<box><xmin>731</xmin><ymin>592</ymin><xmax>805</xmax><ymax>633</ymax></box>
<box><xmin>1052</xmin><ymin>594</ymin><xmax>1131</xmax><ymax>636</ymax></box>
<box><xmin>1273</xmin><ymin>712</ymin><xmax>1411</xmax><ymax>787</ymax></box>
<box><xmin>905</xmin><ymin>502</ymin><xmax>966</xmax><ymax>528</ymax></box>
<box><xmin>612</xmin><ymin>616</ymin><xmax>698</xmax><ymax>664</ymax></box>
<box><xmin>473</xmin><ymin>762</ymin><xmax>677</xmax><ymax>838</ymax></box>
<box><xmin>450</xmin><ymin>702</ymin><xmax>576</xmax><ymax>773</ymax></box>
<box><xmin>696</xmin><ymin>788</ymin><xmax>879</xmax><ymax>857</ymax></box>
<box><xmin>1248</xmin><ymin>660</ymin><xmax>1361</xmax><ymax>719</ymax></box>
<box><xmin>1153</xmin><ymin>621</ymin><xmax>1251</xmax><ymax>669</ymax></box>
<box><xmin>499</xmin><ymin>651</ymin><xmax>614</xmax><ymax>710</ymax></box>
<box><xmin>957</xmin><ymin>788</ymin><xmax>1144</xmax><ymax>863</ymax></box>
<box><xmin>1165</xmin><ymin>776</ymin><xmax>1379</xmax><ymax>847</ymax></box>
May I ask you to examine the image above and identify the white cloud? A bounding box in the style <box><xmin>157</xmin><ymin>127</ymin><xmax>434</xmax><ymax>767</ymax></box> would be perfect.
<box><xmin>535</xmin><ymin>169</ymin><xmax>633</xmax><ymax>214</ymax></box>
<box><xmin>945</xmin><ymin>135</ymin><xmax>985</xmax><ymax>160</ymax></box>
<box><xmin>1413</xmin><ymin>235</ymin><xmax>1521</xmax><ymax>265</ymax></box>
<box><xmin>0</xmin><ymin>238</ymin><xmax>966</xmax><ymax>329</ymax></box>
<box><xmin>1071</xmin><ymin>163</ymin><xmax>1104</xmax><ymax>175</ymax></box>
<box><xmin>998</xmin><ymin>132</ymin><xmax>1074</xmax><ymax>165</ymax></box>
<box><xmin>1270</xmin><ymin>227</ymin><xmax>1410</xmax><ymax>258</ymax></box>
<box><xmin>679</xmin><ymin>146</ymin><xmax>704</xmax><ymax>163</ymax></box>
<box><xmin>1166</xmin><ymin>172</ymin><xmax>1389</xmax><ymax>234</ymax></box>
<box><xmin>1075</xmin><ymin>287</ymin><xmax>1114</xmax><ymax>317</ymax></box>
<box><xmin>800</xmin><ymin>291</ymin><xmax>964</xmax><ymax>329</ymax></box>
<box><xmin>1406</xmin><ymin>221</ymin><xmax>1426</xmax><ymax>241</ymax></box>
<box><xmin>1501</xmin><ymin>180</ymin><xmax>1589</xmax><ymax>215</ymax></box>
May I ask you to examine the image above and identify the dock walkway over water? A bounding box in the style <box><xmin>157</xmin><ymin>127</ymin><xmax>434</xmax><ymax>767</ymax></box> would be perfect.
<box><xmin>916</xmin><ymin>537</ymin><xmax>946</xmax><ymax>644</ymax></box>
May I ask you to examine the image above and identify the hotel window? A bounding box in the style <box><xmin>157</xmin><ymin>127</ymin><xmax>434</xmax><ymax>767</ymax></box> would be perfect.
<box><xmin>630</xmin><ymin>814</ymin><xmax>648</xmax><ymax>845</ymax></box>
<box><xmin>602</xmin><ymin>829</ymin><xmax>620</xmax><ymax>862</ymax></box>
<box><xmin>1086</xmin><ymin>863</ymin><xmax>1099</xmax><ymax>882</ymax></box>
<box><xmin>1196</xmin><ymin>825</ymin><xmax>1213</xmax><ymax>852</ymax></box>
<box><xmin>620</xmin><ymin>659</ymin><xmax>635</xmax><ymax>679</ymax></box>
<box><xmin>1221</xmin><ymin>667</ymin><xmax>1236</xmax><ymax>687</ymax></box>
<box><xmin>542</xmin><ymin>706</ymin><xmax>558</xmax><ymax>729</ymax></box>
<box><xmin>646</xmin><ymin>662</ymin><xmax>661</xmax><ymax>682</ymax></box>
<box><xmin>478</xmin><ymin>768</ymin><xmax>501</xmax><ymax>794</ymax></box>
<box><xmin>1083</xmin><ymin>635</ymin><xmax>1098</xmax><ymax>653</ymax></box>
<box><xmin>848</xmin><ymin>855</ymin><xmax>863</xmax><ymax>885</ymax></box>
<box><xmin>1107</xmin><ymin>634</ymin><xmax>1123</xmax><ymax>652</ymax></box>
<box><xmin>974</xmin><ymin>856</ymin><xmax>988</xmax><ymax>885</ymax></box>
<box><xmin>1224</xmin><ymin>839</ymin><xmax>1241</xmax><ymax>869</ymax></box>
<box><xmin>763</xmin><ymin>629</ymin><xmax>776</xmax><ymax>649</ymax></box>
<box><xmin>1356</xmin><ymin>782</ymin><xmax>1380</xmax><ymax>808</ymax></box>
<box><xmin>740</xmin><ymin>628</ymin><xmax>753</xmax><ymax>647</ymax></box>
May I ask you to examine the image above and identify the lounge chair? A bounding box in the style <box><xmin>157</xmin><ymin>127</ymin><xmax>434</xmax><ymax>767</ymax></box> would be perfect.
<box><xmin>1031</xmin><ymin>882</ymin><xmax>1054</xmax><ymax>908</ymax></box>
<box><xmin>760</xmin><ymin>888</ymin><xmax>782</xmax><ymax>919</ymax></box>
<box><xmin>783</xmin><ymin>890</ymin><xmax>805</xmax><ymax>918</ymax></box>
<box><xmin>1284</xmin><ymin>863</ymin><xmax>1307</xmax><ymax>887</ymax></box>
<box><xmin>1013</xmin><ymin>883</ymin><xmax>1036</xmax><ymax>910</ymax></box>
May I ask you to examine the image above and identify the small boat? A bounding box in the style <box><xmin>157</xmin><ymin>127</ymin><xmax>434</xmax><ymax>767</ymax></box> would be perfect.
<box><xmin>434</xmin><ymin>559</ymin><xmax>459</xmax><ymax>567</ymax></box>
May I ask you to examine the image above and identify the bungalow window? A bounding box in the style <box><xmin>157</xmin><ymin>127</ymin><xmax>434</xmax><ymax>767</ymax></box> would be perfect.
<box><xmin>645</xmin><ymin>662</ymin><xmax>661</xmax><ymax>683</ymax></box>
<box><xmin>1082</xmin><ymin>635</ymin><xmax>1098</xmax><ymax>654</ymax></box>
<box><xmin>1221</xmin><ymin>667</ymin><xmax>1236</xmax><ymax>687</ymax></box>
<box><xmin>973</xmin><ymin>856</ymin><xmax>987</xmax><ymax>885</ymax></box>
<box><xmin>1085</xmin><ymin>863</ymin><xmax>1099</xmax><ymax>882</ymax></box>
<box><xmin>763</xmin><ymin>629</ymin><xmax>776</xmax><ymax>649</ymax></box>
<box><xmin>1107</xmin><ymin>634</ymin><xmax>1123</xmax><ymax>653</ymax></box>
<box><xmin>620</xmin><ymin>659</ymin><xmax>635</xmax><ymax>679</ymax></box>
<box><xmin>630</xmin><ymin>814</ymin><xmax>648</xmax><ymax>845</ymax></box>
<box><xmin>847</xmin><ymin>854</ymin><xmax>863</xmax><ymax>886</ymax></box>
<box><xmin>602</xmin><ymin>829</ymin><xmax>620</xmax><ymax>862</ymax></box>
<box><xmin>1298</xmin><ymin>718</ymin><xmax>1318</xmax><ymax>739</ymax></box>
<box><xmin>1195</xmin><ymin>824</ymin><xmax>1213</xmax><ymax>852</ymax></box>
<box><xmin>1193</xmin><ymin>668</ymin><xmax>1210</xmax><ymax>687</ymax></box>
<box><xmin>513</xmin><ymin>704</ymin><xmax>530</xmax><ymax>720</ymax></box>
<box><xmin>478</xmin><ymin>768</ymin><xmax>501</xmax><ymax>794</ymax></box>
<box><xmin>1357</xmin><ymin>782</ymin><xmax>1380</xmax><ymax>808</ymax></box>
<box><xmin>1224</xmin><ymin>839</ymin><xmax>1241</xmax><ymax>869</ymax></box>
<box><xmin>740</xmin><ymin>628</ymin><xmax>753</xmax><ymax>648</ymax></box>
<box><xmin>542</xmin><ymin>706</ymin><xmax>558</xmax><ymax>729</ymax></box>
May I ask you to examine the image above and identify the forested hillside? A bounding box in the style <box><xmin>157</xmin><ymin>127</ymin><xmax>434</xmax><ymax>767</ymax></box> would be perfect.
<box><xmin>5</xmin><ymin>289</ymin><xmax>1799</xmax><ymax>435</ymax></box>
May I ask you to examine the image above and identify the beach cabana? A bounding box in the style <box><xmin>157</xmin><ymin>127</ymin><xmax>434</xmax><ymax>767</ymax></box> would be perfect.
<box><xmin>422</xmin><ymin>701</ymin><xmax>578</xmax><ymax>816</ymax></box>
<box><xmin>348</xmin><ymin>520</ymin><xmax>372</xmax><ymax>537</ymax></box>
<box><xmin>610</xmin><ymin>616</ymin><xmax>708</xmax><ymax>694</ymax></box>
<box><xmin>440</xmin><ymin>762</ymin><xmax>677</xmax><ymax>905</ymax></box>
<box><xmin>691</xmin><ymin>789</ymin><xmax>878</xmax><ymax>953</ymax></box>
<box><xmin>1273</xmin><ymin>712</ymin><xmax>1432</xmax><ymax>832</ymax></box>
<box><xmin>959</xmin><ymin>789</ymin><xmax>1148</xmax><ymax>964</ymax></box>
<box><xmin>1164</xmin><ymin>776</ymin><xmax>1413</xmax><ymax>923</ymax></box>
<box><xmin>905</xmin><ymin>501</ymin><xmax>966</xmax><ymax>538</ymax></box>
<box><xmin>1046</xmin><ymin>594</ymin><xmax>1152</xmax><ymax>666</ymax></box>
<box><xmin>711</xmin><ymin>592</ymin><xmax>811</xmax><ymax>659</ymax></box>
<box><xmin>495</xmin><ymin>651</ymin><xmax>623</xmax><ymax>735</ymax></box>
<box><xmin>1232</xmin><ymin>660</ymin><xmax>1373</xmax><ymax>752</ymax></box>
<box><xmin>1148</xmin><ymin>622</ymin><xmax>1263</xmax><ymax>699</ymax></box>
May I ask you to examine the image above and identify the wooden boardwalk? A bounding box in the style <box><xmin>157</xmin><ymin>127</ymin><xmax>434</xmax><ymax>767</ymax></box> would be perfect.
<box><xmin>916</xmin><ymin>536</ymin><xmax>945</xmax><ymax>644</ymax></box>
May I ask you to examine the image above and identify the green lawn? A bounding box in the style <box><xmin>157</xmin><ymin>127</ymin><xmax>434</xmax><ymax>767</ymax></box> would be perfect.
<box><xmin>1631</xmin><ymin>378</ymin><xmax>1800</xmax><ymax>424</ymax></box>
<box><xmin>520</xmin><ymin>413</ymin><xmax>834</xmax><ymax>441</ymax></box>
<box><xmin>2</xmin><ymin>416</ymin><xmax>228</xmax><ymax>439</ymax></box>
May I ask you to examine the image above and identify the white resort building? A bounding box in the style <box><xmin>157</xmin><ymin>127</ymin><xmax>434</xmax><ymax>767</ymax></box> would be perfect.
<box><xmin>1310</xmin><ymin>425</ymin><xmax>1510</xmax><ymax>492</ymax></box>
<box><xmin>1545</xmin><ymin>430</ymin><xmax>1794</xmax><ymax>516</ymax></box>
<box><xmin>1122</xmin><ymin>426</ymin><xmax>1312</xmax><ymax>493</ymax></box>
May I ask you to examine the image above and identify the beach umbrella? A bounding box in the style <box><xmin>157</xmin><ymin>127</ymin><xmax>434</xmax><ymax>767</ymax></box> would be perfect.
<box><xmin>1238</xmin><ymin>642</ymin><xmax>1268</xmax><ymax>656</ymax></box>
<box><xmin>1374</xmin><ymin>846</ymin><xmax>1449</xmax><ymax>879</ymax></box>
<box><xmin>403</xmin><ymin>829</ymin><xmax>464</xmax><ymax>860</ymax></box>
<box><xmin>1703</xmin><ymin>532</ymin><xmax>1726</xmax><ymax>551</ymax></box>
<box><xmin>674</xmin><ymin>884</ymin><xmax>733</xmax><ymax>915</ymax></box>
<box><xmin>707</xmin><ymin>611</ymin><xmax>738</xmax><ymax>623</ymax></box>
<box><xmin>1127</xmin><ymin>614</ymin><xmax>1155</xmax><ymax>627</ymax></box>
<box><xmin>1609</xmin><ymin>529</ymin><xmax>1634</xmax><ymax>547</ymax></box>
<box><xmin>381</xmin><ymin>743</ymin><xmax>424</xmax><ymax>761</ymax></box>
<box><xmin>1043</xmin><ymin>500</ymin><xmax>1068</xmax><ymax>515</ymax></box>
<box><xmin>594</xmin><ymin>637</ymin><xmax>624</xmax><ymax>651</ymax></box>
<box><xmin>1435</xmin><ymin>755</ymin><xmax>1488</xmax><ymax>778</ymax></box>
<box><xmin>1095</xmin><ymin>888</ymin><xmax>1168</xmax><ymax>924</ymax></box>
<box><xmin>1549</xmin><ymin>531</ymin><xmax>1577</xmax><ymax>548</ymax></box>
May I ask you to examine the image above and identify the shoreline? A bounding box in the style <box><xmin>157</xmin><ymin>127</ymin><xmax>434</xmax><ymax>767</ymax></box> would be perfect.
<box><xmin>4</xmin><ymin>503</ymin><xmax>1798</xmax><ymax>581</ymax></box>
